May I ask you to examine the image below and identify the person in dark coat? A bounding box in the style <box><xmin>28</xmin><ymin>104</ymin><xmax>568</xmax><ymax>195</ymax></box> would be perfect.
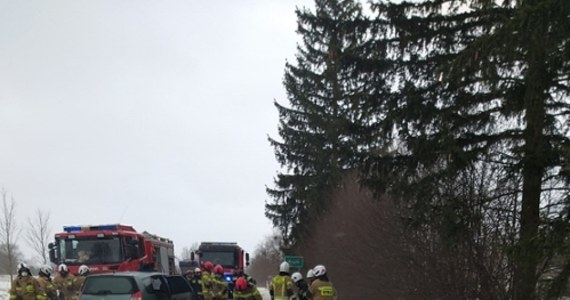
<box><xmin>291</xmin><ymin>272</ymin><xmax>310</xmax><ymax>300</ymax></box>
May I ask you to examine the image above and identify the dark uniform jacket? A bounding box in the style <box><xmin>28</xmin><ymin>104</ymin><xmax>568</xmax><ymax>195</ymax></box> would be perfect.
<box><xmin>189</xmin><ymin>275</ymin><xmax>203</xmax><ymax>299</ymax></box>
<box><xmin>294</xmin><ymin>279</ymin><xmax>311</xmax><ymax>300</ymax></box>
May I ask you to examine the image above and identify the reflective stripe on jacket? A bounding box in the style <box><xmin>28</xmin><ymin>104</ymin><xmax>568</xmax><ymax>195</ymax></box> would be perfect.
<box><xmin>308</xmin><ymin>279</ymin><xmax>336</xmax><ymax>300</ymax></box>
<box><xmin>233</xmin><ymin>286</ymin><xmax>262</xmax><ymax>300</ymax></box>
<box><xmin>10</xmin><ymin>276</ymin><xmax>47</xmax><ymax>300</ymax></box>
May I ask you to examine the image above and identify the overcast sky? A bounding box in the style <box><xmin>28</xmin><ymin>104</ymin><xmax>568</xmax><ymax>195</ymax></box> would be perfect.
<box><xmin>0</xmin><ymin>0</ymin><xmax>313</xmax><ymax>262</ymax></box>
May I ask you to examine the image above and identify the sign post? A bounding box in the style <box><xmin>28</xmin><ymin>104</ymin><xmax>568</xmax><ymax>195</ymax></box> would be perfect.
<box><xmin>284</xmin><ymin>255</ymin><xmax>304</xmax><ymax>268</ymax></box>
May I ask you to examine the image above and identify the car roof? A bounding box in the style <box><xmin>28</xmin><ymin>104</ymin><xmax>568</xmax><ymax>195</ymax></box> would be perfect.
<box><xmin>86</xmin><ymin>271</ymin><xmax>166</xmax><ymax>278</ymax></box>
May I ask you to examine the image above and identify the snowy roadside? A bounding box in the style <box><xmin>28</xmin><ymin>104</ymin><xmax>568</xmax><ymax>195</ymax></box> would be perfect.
<box><xmin>258</xmin><ymin>287</ymin><xmax>270</xmax><ymax>300</ymax></box>
<box><xmin>0</xmin><ymin>275</ymin><xmax>11</xmax><ymax>300</ymax></box>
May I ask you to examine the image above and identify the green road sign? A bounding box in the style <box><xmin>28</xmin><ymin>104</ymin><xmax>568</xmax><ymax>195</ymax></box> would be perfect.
<box><xmin>284</xmin><ymin>255</ymin><xmax>304</xmax><ymax>268</ymax></box>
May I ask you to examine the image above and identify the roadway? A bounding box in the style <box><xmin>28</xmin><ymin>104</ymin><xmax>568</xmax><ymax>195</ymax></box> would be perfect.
<box><xmin>258</xmin><ymin>287</ymin><xmax>271</xmax><ymax>300</ymax></box>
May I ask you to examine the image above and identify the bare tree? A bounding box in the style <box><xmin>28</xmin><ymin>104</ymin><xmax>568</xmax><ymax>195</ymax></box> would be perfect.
<box><xmin>296</xmin><ymin>174</ymin><xmax>416</xmax><ymax>299</ymax></box>
<box><xmin>180</xmin><ymin>242</ymin><xmax>199</xmax><ymax>260</ymax></box>
<box><xmin>180</xmin><ymin>247</ymin><xmax>193</xmax><ymax>261</ymax></box>
<box><xmin>26</xmin><ymin>209</ymin><xmax>52</xmax><ymax>265</ymax></box>
<box><xmin>0</xmin><ymin>190</ymin><xmax>20</xmax><ymax>280</ymax></box>
<box><xmin>293</xmin><ymin>168</ymin><xmax>516</xmax><ymax>300</ymax></box>
<box><xmin>248</xmin><ymin>231</ymin><xmax>283</xmax><ymax>287</ymax></box>
<box><xmin>0</xmin><ymin>243</ymin><xmax>23</xmax><ymax>275</ymax></box>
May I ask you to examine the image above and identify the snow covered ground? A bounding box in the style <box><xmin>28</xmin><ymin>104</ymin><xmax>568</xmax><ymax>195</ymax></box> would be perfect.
<box><xmin>0</xmin><ymin>275</ymin><xmax>269</xmax><ymax>300</ymax></box>
<box><xmin>258</xmin><ymin>287</ymin><xmax>270</xmax><ymax>300</ymax></box>
<box><xmin>0</xmin><ymin>275</ymin><xmax>11</xmax><ymax>300</ymax></box>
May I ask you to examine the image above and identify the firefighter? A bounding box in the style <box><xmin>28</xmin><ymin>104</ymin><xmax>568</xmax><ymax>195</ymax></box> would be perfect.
<box><xmin>291</xmin><ymin>272</ymin><xmax>310</xmax><ymax>300</ymax></box>
<box><xmin>269</xmin><ymin>262</ymin><xmax>296</xmax><ymax>300</ymax></box>
<box><xmin>189</xmin><ymin>268</ymin><xmax>204</xmax><ymax>300</ymax></box>
<box><xmin>211</xmin><ymin>264</ymin><xmax>228</xmax><ymax>300</ymax></box>
<box><xmin>184</xmin><ymin>268</ymin><xmax>194</xmax><ymax>283</ymax></box>
<box><xmin>53</xmin><ymin>264</ymin><xmax>77</xmax><ymax>300</ymax></box>
<box><xmin>306</xmin><ymin>269</ymin><xmax>315</xmax><ymax>286</ymax></box>
<box><xmin>232</xmin><ymin>277</ymin><xmax>262</xmax><ymax>300</ymax></box>
<box><xmin>201</xmin><ymin>261</ymin><xmax>215</xmax><ymax>300</ymax></box>
<box><xmin>71</xmin><ymin>265</ymin><xmax>90</xmax><ymax>300</ymax></box>
<box><xmin>9</xmin><ymin>263</ymin><xmax>46</xmax><ymax>300</ymax></box>
<box><xmin>232</xmin><ymin>267</ymin><xmax>255</xmax><ymax>286</ymax></box>
<box><xmin>308</xmin><ymin>265</ymin><xmax>337</xmax><ymax>300</ymax></box>
<box><xmin>36</xmin><ymin>265</ymin><xmax>57</xmax><ymax>300</ymax></box>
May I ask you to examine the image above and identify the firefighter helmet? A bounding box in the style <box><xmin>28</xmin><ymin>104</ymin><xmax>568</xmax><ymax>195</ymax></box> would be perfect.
<box><xmin>40</xmin><ymin>265</ymin><xmax>54</xmax><ymax>276</ymax></box>
<box><xmin>279</xmin><ymin>261</ymin><xmax>290</xmax><ymax>273</ymax></box>
<box><xmin>203</xmin><ymin>261</ymin><xmax>213</xmax><ymax>271</ymax></box>
<box><xmin>291</xmin><ymin>272</ymin><xmax>303</xmax><ymax>283</ymax></box>
<box><xmin>313</xmin><ymin>264</ymin><xmax>326</xmax><ymax>277</ymax></box>
<box><xmin>306</xmin><ymin>269</ymin><xmax>314</xmax><ymax>279</ymax></box>
<box><xmin>79</xmin><ymin>265</ymin><xmax>90</xmax><ymax>276</ymax></box>
<box><xmin>235</xmin><ymin>277</ymin><xmax>248</xmax><ymax>291</ymax></box>
<box><xmin>17</xmin><ymin>264</ymin><xmax>30</xmax><ymax>276</ymax></box>
<box><xmin>214</xmin><ymin>264</ymin><xmax>224</xmax><ymax>274</ymax></box>
<box><xmin>58</xmin><ymin>264</ymin><xmax>69</xmax><ymax>273</ymax></box>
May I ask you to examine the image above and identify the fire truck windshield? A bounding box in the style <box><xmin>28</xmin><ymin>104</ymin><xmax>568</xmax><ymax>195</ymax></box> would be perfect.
<box><xmin>201</xmin><ymin>251</ymin><xmax>236</xmax><ymax>269</ymax></box>
<box><xmin>56</xmin><ymin>237</ymin><xmax>123</xmax><ymax>265</ymax></box>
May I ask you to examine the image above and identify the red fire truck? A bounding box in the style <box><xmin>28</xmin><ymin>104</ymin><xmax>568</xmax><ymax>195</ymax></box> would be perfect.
<box><xmin>49</xmin><ymin>224</ymin><xmax>176</xmax><ymax>275</ymax></box>
<box><xmin>194</xmin><ymin>242</ymin><xmax>249</xmax><ymax>275</ymax></box>
<box><xmin>189</xmin><ymin>242</ymin><xmax>250</xmax><ymax>298</ymax></box>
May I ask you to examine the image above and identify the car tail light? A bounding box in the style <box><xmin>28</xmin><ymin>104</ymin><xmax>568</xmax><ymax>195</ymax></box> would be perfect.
<box><xmin>130</xmin><ymin>291</ymin><xmax>142</xmax><ymax>300</ymax></box>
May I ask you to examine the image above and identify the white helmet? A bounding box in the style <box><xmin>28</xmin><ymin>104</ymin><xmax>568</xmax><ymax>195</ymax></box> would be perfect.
<box><xmin>306</xmin><ymin>269</ymin><xmax>314</xmax><ymax>279</ymax></box>
<box><xmin>291</xmin><ymin>272</ymin><xmax>303</xmax><ymax>283</ymax></box>
<box><xmin>58</xmin><ymin>264</ymin><xmax>69</xmax><ymax>273</ymax></box>
<box><xmin>79</xmin><ymin>265</ymin><xmax>90</xmax><ymax>275</ymax></box>
<box><xmin>194</xmin><ymin>267</ymin><xmax>201</xmax><ymax>273</ymax></box>
<box><xmin>279</xmin><ymin>261</ymin><xmax>290</xmax><ymax>273</ymax></box>
<box><xmin>40</xmin><ymin>265</ymin><xmax>54</xmax><ymax>276</ymax></box>
<box><xmin>313</xmin><ymin>264</ymin><xmax>326</xmax><ymax>277</ymax></box>
<box><xmin>17</xmin><ymin>262</ymin><xmax>30</xmax><ymax>275</ymax></box>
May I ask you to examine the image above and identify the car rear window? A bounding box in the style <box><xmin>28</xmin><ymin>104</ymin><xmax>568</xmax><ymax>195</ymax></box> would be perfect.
<box><xmin>142</xmin><ymin>275</ymin><xmax>169</xmax><ymax>294</ymax></box>
<box><xmin>166</xmin><ymin>276</ymin><xmax>192</xmax><ymax>294</ymax></box>
<box><xmin>83</xmin><ymin>276</ymin><xmax>138</xmax><ymax>295</ymax></box>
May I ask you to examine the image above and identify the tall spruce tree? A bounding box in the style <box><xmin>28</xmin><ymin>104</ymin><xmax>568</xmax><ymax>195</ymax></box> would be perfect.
<box><xmin>266</xmin><ymin>0</ymin><xmax>370</xmax><ymax>245</ymax></box>
<box><xmin>364</xmin><ymin>0</ymin><xmax>570</xmax><ymax>298</ymax></box>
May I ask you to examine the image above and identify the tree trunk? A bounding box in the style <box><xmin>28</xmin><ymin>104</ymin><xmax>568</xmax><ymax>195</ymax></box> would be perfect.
<box><xmin>515</xmin><ymin>6</ymin><xmax>549</xmax><ymax>298</ymax></box>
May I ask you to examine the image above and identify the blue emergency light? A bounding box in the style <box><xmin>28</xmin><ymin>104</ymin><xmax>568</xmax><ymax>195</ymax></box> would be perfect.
<box><xmin>63</xmin><ymin>226</ymin><xmax>82</xmax><ymax>232</ymax></box>
<box><xmin>63</xmin><ymin>224</ymin><xmax>120</xmax><ymax>232</ymax></box>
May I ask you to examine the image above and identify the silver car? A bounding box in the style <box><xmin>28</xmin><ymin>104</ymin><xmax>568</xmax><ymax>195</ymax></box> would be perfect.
<box><xmin>79</xmin><ymin>271</ymin><xmax>194</xmax><ymax>300</ymax></box>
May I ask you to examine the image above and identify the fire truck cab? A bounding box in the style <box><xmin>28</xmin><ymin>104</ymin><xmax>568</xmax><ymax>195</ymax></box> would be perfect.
<box><xmin>49</xmin><ymin>224</ymin><xmax>176</xmax><ymax>275</ymax></box>
<box><xmin>191</xmin><ymin>242</ymin><xmax>250</xmax><ymax>298</ymax></box>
